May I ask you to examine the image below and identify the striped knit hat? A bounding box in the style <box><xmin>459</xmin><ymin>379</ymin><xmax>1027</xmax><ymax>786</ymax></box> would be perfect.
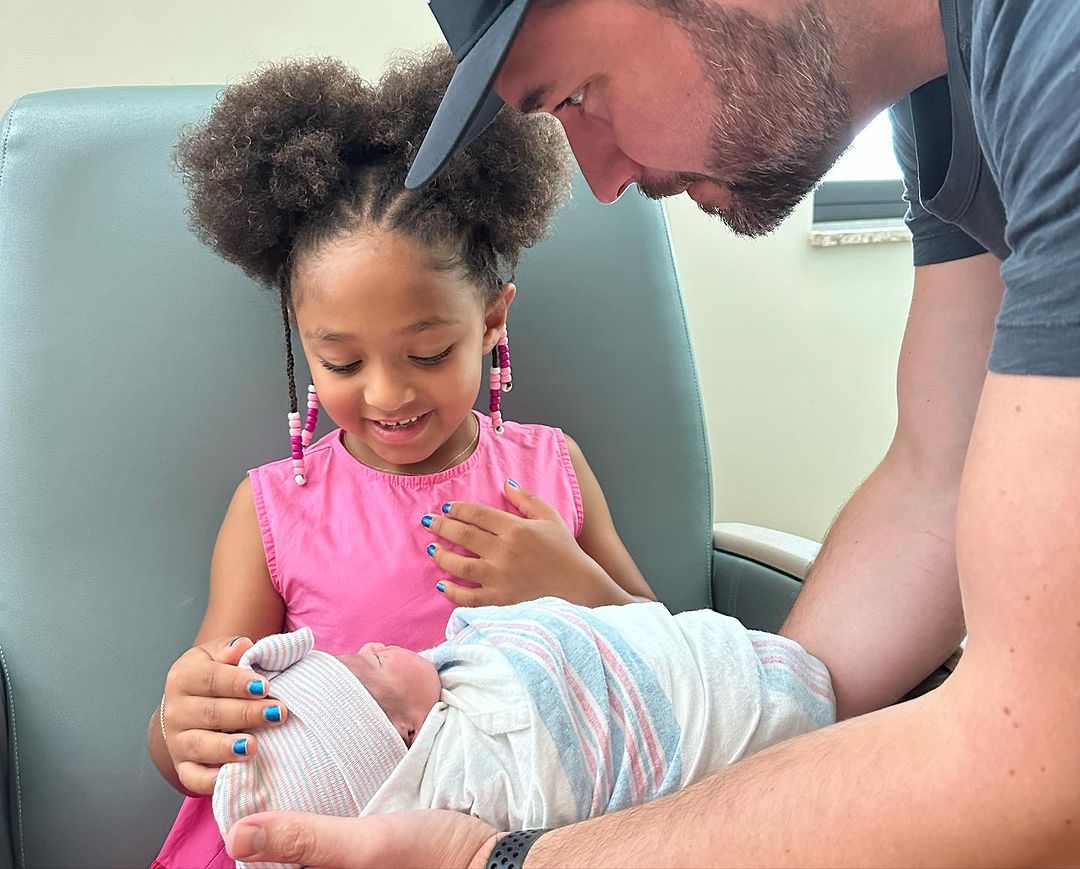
<box><xmin>212</xmin><ymin>627</ymin><xmax>407</xmax><ymax>869</ymax></box>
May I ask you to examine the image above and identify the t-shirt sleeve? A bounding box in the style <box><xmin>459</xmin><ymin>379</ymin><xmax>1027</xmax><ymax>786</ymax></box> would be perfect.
<box><xmin>974</xmin><ymin>0</ymin><xmax>1080</xmax><ymax>375</ymax></box>
<box><xmin>889</xmin><ymin>95</ymin><xmax>987</xmax><ymax>267</ymax></box>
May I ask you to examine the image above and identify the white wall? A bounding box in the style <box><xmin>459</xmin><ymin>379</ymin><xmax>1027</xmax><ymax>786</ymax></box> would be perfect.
<box><xmin>0</xmin><ymin>1</ymin><xmax>440</xmax><ymax>99</ymax></box>
<box><xmin>670</xmin><ymin>198</ymin><xmax>913</xmax><ymax>539</ymax></box>
<box><xmin>1</xmin><ymin>1</ymin><xmax>915</xmax><ymax>540</ymax></box>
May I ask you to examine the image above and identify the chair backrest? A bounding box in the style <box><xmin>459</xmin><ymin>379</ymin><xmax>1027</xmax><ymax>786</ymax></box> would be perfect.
<box><xmin>0</xmin><ymin>86</ymin><xmax>712</xmax><ymax>867</ymax></box>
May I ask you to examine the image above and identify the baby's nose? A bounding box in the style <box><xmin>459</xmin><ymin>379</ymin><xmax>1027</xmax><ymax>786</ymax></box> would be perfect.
<box><xmin>357</xmin><ymin>641</ymin><xmax>386</xmax><ymax>654</ymax></box>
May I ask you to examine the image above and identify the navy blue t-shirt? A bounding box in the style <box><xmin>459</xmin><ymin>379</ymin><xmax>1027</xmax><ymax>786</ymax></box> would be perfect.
<box><xmin>889</xmin><ymin>0</ymin><xmax>1080</xmax><ymax>376</ymax></box>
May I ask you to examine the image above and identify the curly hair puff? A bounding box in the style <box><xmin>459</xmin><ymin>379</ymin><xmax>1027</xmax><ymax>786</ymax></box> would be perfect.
<box><xmin>176</xmin><ymin>47</ymin><xmax>571</xmax><ymax>412</ymax></box>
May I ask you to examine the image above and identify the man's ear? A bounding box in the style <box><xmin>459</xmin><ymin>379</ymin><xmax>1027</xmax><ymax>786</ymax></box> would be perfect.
<box><xmin>483</xmin><ymin>282</ymin><xmax>517</xmax><ymax>353</ymax></box>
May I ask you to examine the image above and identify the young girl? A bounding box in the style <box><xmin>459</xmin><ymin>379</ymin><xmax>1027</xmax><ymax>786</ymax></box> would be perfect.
<box><xmin>147</xmin><ymin>49</ymin><xmax>656</xmax><ymax>869</ymax></box>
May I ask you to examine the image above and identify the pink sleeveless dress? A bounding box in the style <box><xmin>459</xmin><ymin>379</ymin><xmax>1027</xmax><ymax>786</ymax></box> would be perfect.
<box><xmin>153</xmin><ymin>412</ymin><xmax>583</xmax><ymax>868</ymax></box>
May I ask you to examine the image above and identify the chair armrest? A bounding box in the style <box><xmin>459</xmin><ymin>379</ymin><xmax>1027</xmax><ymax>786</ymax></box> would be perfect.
<box><xmin>714</xmin><ymin>524</ymin><xmax>964</xmax><ymax>701</ymax></box>
<box><xmin>1</xmin><ymin>646</ymin><xmax>16</xmax><ymax>869</ymax></box>
<box><xmin>713</xmin><ymin>522</ymin><xmax>821</xmax><ymax>581</ymax></box>
<box><xmin>710</xmin><ymin>523</ymin><xmax>817</xmax><ymax>632</ymax></box>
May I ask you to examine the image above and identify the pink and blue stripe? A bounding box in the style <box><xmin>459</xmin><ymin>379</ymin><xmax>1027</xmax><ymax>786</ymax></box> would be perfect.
<box><xmin>442</xmin><ymin>598</ymin><xmax>683</xmax><ymax>819</ymax></box>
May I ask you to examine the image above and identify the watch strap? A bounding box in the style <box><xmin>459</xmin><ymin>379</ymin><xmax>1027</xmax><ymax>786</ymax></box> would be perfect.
<box><xmin>485</xmin><ymin>829</ymin><xmax>549</xmax><ymax>869</ymax></box>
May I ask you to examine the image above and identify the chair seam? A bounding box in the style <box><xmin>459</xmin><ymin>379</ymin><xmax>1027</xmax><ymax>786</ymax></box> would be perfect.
<box><xmin>0</xmin><ymin>98</ymin><xmax>24</xmax><ymax>208</ymax></box>
<box><xmin>0</xmin><ymin>643</ymin><xmax>25</xmax><ymax>869</ymax></box>
<box><xmin>0</xmin><ymin>98</ymin><xmax>26</xmax><ymax>869</ymax></box>
<box><xmin>656</xmin><ymin>202</ymin><xmax>714</xmax><ymax>610</ymax></box>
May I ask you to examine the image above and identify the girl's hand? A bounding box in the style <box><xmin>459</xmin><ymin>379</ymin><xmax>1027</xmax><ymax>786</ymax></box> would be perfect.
<box><xmin>161</xmin><ymin>635</ymin><xmax>289</xmax><ymax>794</ymax></box>
<box><xmin>423</xmin><ymin>480</ymin><xmax>632</xmax><ymax>607</ymax></box>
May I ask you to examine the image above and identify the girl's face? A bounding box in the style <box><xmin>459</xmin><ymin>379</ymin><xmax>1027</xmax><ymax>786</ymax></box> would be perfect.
<box><xmin>292</xmin><ymin>230</ymin><xmax>513</xmax><ymax>473</ymax></box>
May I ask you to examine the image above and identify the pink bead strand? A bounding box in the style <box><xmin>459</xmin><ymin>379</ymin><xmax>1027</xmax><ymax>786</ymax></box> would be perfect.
<box><xmin>488</xmin><ymin>364</ymin><xmax>503</xmax><ymax>432</ymax></box>
<box><xmin>288</xmin><ymin>411</ymin><xmax>306</xmax><ymax>485</ymax></box>
<box><xmin>487</xmin><ymin>326</ymin><xmax>513</xmax><ymax>434</ymax></box>
<box><xmin>288</xmin><ymin>384</ymin><xmax>320</xmax><ymax>485</ymax></box>
<box><xmin>301</xmin><ymin>384</ymin><xmax>320</xmax><ymax>449</ymax></box>
<box><xmin>499</xmin><ymin>327</ymin><xmax>513</xmax><ymax>392</ymax></box>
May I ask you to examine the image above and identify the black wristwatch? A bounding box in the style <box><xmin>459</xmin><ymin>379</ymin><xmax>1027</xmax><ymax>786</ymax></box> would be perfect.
<box><xmin>485</xmin><ymin>829</ymin><xmax>549</xmax><ymax>869</ymax></box>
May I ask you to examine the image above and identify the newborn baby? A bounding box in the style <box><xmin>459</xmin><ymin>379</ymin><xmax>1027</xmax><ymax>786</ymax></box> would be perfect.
<box><xmin>214</xmin><ymin>598</ymin><xmax>834</xmax><ymax>868</ymax></box>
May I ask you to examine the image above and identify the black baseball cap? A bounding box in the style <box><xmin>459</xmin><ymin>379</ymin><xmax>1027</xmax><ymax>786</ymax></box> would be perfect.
<box><xmin>405</xmin><ymin>0</ymin><xmax>534</xmax><ymax>189</ymax></box>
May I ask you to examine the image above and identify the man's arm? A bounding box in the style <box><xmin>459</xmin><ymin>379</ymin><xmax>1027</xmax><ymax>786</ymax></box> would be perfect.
<box><xmin>519</xmin><ymin>370</ymin><xmax>1080</xmax><ymax>867</ymax></box>
<box><xmin>515</xmin><ymin>368</ymin><xmax>1080</xmax><ymax>866</ymax></box>
<box><xmin>783</xmin><ymin>252</ymin><xmax>1003</xmax><ymax>718</ymax></box>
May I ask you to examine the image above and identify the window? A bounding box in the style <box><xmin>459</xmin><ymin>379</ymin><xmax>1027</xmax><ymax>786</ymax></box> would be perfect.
<box><xmin>813</xmin><ymin>111</ymin><xmax>906</xmax><ymax>224</ymax></box>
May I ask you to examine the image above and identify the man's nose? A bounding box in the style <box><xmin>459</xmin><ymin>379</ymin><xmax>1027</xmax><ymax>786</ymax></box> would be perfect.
<box><xmin>561</xmin><ymin>116</ymin><xmax>639</xmax><ymax>204</ymax></box>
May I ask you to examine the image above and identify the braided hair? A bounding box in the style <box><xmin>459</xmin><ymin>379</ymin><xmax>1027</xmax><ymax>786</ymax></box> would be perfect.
<box><xmin>176</xmin><ymin>47</ymin><xmax>571</xmax><ymax>416</ymax></box>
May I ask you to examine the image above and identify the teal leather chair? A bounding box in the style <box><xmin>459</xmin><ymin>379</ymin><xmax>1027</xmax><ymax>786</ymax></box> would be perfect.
<box><xmin>0</xmin><ymin>86</ymin><xmax>808</xmax><ymax>868</ymax></box>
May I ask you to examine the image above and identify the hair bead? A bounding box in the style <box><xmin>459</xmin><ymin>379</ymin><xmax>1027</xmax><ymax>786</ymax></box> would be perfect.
<box><xmin>288</xmin><ymin>386</ymin><xmax>319</xmax><ymax>485</ymax></box>
<box><xmin>487</xmin><ymin>326</ymin><xmax>513</xmax><ymax>434</ymax></box>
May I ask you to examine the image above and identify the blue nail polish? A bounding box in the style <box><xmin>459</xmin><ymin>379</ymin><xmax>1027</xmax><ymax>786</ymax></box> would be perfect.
<box><xmin>263</xmin><ymin>705</ymin><xmax>281</xmax><ymax>723</ymax></box>
<box><xmin>232</xmin><ymin>738</ymin><xmax>248</xmax><ymax>756</ymax></box>
<box><xmin>427</xmin><ymin>543</ymin><xmax>437</xmax><ymax>557</ymax></box>
<box><xmin>436</xmin><ymin>581</ymin><xmax>446</xmax><ymax>593</ymax></box>
<box><xmin>421</xmin><ymin>514</ymin><xmax>433</xmax><ymax>528</ymax></box>
<box><xmin>247</xmin><ymin>679</ymin><xmax>265</xmax><ymax>697</ymax></box>
<box><xmin>507</xmin><ymin>478</ymin><xmax>520</xmax><ymax>489</ymax></box>
<box><xmin>441</xmin><ymin>502</ymin><xmax>452</xmax><ymax>514</ymax></box>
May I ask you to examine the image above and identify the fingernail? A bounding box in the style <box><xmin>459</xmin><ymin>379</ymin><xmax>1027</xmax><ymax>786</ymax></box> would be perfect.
<box><xmin>507</xmin><ymin>478</ymin><xmax>520</xmax><ymax>489</ymax></box>
<box><xmin>427</xmin><ymin>543</ymin><xmax>437</xmax><ymax>557</ymax></box>
<box><xmin>421</xmin><ymin>514</ymin><xmax>433</xmax><ymax>528</ymax></box>
<box><xmin>263</xmin><ymin>705</ymin><xmax>281</xmax><ymax>723</ymax></box>
<box><xmin>246</xmin><ymin>679</ymin><xmax>265</xmax><ymax>697</ymax></box>
<box><xmin>230</xmin><ymin>822</ymin><xmax>266</xmax><ymax>859</ymax></box>
<box><xmin>441</xmin><ymin>502</ymin><xmax>452</xmax><ymax>514</ymax></box>
<box><xmin>436</xmin><ymin>581</ymin><xmax>445</xmax><ymax>593</ymax></box>
<box><xmin>232</xmin><ymin>737</ymin><xmax>248</xmax><ymax>756</ymax></box>
<box><xmin>228</xmin><ymin>637</ymin><xmax>242</xmax><ymax>647</ymax></box>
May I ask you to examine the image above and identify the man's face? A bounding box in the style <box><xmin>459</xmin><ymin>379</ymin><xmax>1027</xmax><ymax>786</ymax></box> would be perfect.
<box><xmin>495</xmin><ymin>0</ymin><xmax>853</xmax><ymax>236</ymax></box>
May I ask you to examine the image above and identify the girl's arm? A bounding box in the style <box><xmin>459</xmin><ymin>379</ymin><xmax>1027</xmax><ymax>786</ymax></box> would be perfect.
<box><xmin>195</xmin><ymin>477</ymin><xmax>285</xmax><ymax>645</ymax></box>
<box><xmin>563</xmin><ymin>434</ymin><xmax>656</xmax><ymax>603</ymax></box>
<box><xmin>147</xmin><ymin>477</ymin><xmax>286</xmax><ymax>794</ymax></box>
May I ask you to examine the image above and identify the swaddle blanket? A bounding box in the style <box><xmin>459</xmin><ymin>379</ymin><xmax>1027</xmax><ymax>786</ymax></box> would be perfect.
<box><xmin>364</xmin><ymin>597</ymin><xmax>833</xmax><ymax>829</ymax></box>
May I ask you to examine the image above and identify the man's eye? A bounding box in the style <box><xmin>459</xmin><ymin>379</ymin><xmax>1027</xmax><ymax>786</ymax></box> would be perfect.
<box><xmin>412</xmin><ymin>347</ymin><xmax>453</xmax><ymax>365</ymax></box>
<box><xmin>555</xmin><ymin>90</ymin><xmax>585</xmax><ymax>112</ymax></box>
<box><xmin>320</xmin><ymin>359</ymin><xmax>362</xmax><ymax>374</ymax></box>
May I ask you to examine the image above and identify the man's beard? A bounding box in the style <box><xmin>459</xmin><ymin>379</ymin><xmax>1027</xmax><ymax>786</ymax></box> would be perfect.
<box><xmin>639</xmin><ymin>0</ymin><xmax>853</xmax><ymax>237</ymax></box>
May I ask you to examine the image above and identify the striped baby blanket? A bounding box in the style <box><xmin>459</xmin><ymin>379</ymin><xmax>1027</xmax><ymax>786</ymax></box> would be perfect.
<box><xmin>363</xmin><ymin>597</ymin><xmax>833</xmax><ymax>829</ymax></box>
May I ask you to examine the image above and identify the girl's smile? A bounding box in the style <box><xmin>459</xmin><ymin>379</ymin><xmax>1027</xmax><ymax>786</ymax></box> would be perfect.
<box><xmin>366</xmin><ymin>410</ymin><xmax>433</xmax><ymax>445</ymax></box>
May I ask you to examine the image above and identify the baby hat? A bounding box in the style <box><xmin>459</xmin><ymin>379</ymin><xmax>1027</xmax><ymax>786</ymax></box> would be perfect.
<box><xmin>212</xmin><ymin>627</ymin><xmax>407</xmax><ymax>869</ymax></box>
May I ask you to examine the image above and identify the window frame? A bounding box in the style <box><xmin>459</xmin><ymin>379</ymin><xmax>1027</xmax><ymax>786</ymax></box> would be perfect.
<box><xmin>812</xmin><ymin>178</ymin><xmax>907</xmax><ymax>224</ymax></box>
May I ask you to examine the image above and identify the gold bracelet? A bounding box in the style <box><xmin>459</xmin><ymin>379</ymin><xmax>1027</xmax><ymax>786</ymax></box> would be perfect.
<box><xmin>159</xmin><ymin>693</ymin><xmax>168</xmax><ymax>744</ymax></box>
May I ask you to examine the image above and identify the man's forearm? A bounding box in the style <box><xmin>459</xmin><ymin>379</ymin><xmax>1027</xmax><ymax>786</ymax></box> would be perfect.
<box><xmin>782</xmin><ymin>449</ymin><xmax>966</xmax><ymax>718</ymax></box>
<box><xmin>523</xmin><ymin>675</ymin><xmax>1077</xmax><ymax>867</ymax></box>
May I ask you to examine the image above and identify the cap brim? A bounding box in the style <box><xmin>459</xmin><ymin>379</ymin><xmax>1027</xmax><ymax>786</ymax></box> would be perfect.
<box><xmin>405</xmin><ymin>0</ymin><xmax>532</xmax><ymax>189</ymax></box>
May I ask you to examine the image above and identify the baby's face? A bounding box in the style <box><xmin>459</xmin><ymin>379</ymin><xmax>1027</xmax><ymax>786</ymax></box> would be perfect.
<box><xmin>336</xmin><ymin>643</ymin><xmax>441</xmax><ymax>747</ymax></box>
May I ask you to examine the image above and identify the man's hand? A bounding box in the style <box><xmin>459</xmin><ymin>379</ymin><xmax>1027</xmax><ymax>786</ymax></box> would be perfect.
<box><xmin>226</xmin><ymin>810</ymin><xmax>498</xmax><ymax>869</ymax></box>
